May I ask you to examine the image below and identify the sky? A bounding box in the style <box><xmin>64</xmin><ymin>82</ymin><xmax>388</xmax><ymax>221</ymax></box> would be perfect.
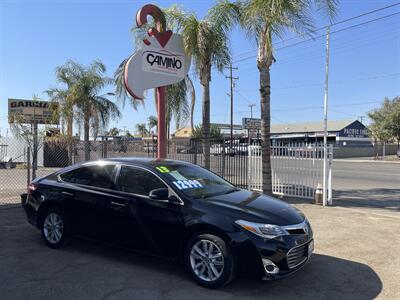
<box><xmin>0</xmin><ymin>0</ymin><xmax>399</xmax><ymax>137</ymax></box>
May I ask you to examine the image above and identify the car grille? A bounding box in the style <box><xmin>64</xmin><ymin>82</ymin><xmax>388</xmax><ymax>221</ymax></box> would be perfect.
<box><xmin>287</xmin><ymin>242</ymin><xmax>309</xmax><ymax>269</ymax></box>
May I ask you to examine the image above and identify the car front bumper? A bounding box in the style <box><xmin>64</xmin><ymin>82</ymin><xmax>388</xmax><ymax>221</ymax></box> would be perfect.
<box><xmin>231</xmin><ymin>231</ymin><xmax>314</xmax><ymax>280</ymax></box>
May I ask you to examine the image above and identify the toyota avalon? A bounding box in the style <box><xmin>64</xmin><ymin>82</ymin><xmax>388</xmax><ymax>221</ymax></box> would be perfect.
<box><xmin>22</xmin><ymin>158</ymin><xmax>313</xmax><ymax>288</ymax></box>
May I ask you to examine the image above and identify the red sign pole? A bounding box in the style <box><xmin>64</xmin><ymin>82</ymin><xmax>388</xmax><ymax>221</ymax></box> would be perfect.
<box><xmin>135</xmin><ymin>4</ymin><xmax>169</xmax><ymax>159</ymax></box>
<box><xmin>157</xmin><ymin>86</ymin><xmax>167</xmax><ymax>159</ymax></box>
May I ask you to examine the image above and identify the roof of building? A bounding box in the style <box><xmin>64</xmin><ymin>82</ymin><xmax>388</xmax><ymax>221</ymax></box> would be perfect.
<box><xmin>172</xmin><ymin>119</ymin><xmax>363</xmax><ymax>137</ymax></box>
<box><xmin>271</xmin><ymin>119</ymin><xmax>360</xmax><ymax>134</ymax></box>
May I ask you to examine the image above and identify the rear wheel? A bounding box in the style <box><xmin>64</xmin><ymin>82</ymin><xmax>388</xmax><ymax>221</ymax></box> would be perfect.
<box><xmin>40</xmin><ymin>209</ymin><xmax>67</xmax><ymax>249</ymax></box>
<box><xmin>185</xmin><ymin>234</ymin><xmax>235</xmax><ymax>288</ymax></box>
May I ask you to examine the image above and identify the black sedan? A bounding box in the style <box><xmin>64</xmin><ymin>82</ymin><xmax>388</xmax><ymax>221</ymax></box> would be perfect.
<box><xmin>22</xmin><ymin>158</ymin><xmax>313</xmax><ymax>288</ymax></box>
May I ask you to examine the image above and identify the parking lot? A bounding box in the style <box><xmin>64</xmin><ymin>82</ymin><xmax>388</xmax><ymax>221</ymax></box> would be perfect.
<box><xmin>1</xmin><ymin>199</ymin><xmax>399</xmax><ymax>300</ymax></box>
<box><xmin>0</xmin><ymin>158</ymin><xmax>398</xmax><ymax>299</ymax></box>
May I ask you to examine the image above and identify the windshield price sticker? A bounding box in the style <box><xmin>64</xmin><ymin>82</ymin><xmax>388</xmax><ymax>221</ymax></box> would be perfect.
<box><xmin>156</xmin><ymin>166</ymin><xmax>170</xmax><ymax>173</ymax></box>
<box><xmin>172</xmin><ymin>180</ymin><xmax>202</xmax><ymax>190</ymax></box>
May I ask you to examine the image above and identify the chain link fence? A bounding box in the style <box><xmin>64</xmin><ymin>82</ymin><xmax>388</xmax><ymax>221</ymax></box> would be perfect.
<box><xmin>0</xmin><ymin>136</ymin><xmax>336</xmax><ymax>207</ymax></box>
<box><xmin>0</xmin><ymin>137</ymin><xmax>250</xmax><ymax>207</ymax></box>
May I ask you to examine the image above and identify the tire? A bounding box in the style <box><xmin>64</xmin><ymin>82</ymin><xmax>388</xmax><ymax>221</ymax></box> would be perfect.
<box><xmin>40</xmin><ymin>208</ymin><xmax>67</xmax><ymax>249</ymax></box>
<box><xmin>185</xmin><ymin>234</ymin><xmax>235</xmax><ymax>288</ymax></box>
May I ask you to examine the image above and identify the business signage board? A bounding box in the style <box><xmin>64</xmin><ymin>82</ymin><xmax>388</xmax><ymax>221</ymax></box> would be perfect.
<box><xmin>242</xmin><ymin>118</ymin><xmax>261</xmax><ymax>130</ymax></box>
<box><xmin>8</xmin><ymin>99</ymin><xmax>59</xmax><ymax>124</ymax></box>
<box><xmin>124</xmin><ymin>34</ymin><xmax>191</xmax><ymax>100</ymax></box>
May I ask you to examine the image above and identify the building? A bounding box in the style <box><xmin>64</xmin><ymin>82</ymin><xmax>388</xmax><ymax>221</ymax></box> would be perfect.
<box><xmin>270</xmin><ymin>119</ymin><xmax>371</xmax><ymax>147</ymax></box>
<box><xmin>172</xmin><ymin>119</ymin><xmax>371</xmax><ymax>147</ymax></box>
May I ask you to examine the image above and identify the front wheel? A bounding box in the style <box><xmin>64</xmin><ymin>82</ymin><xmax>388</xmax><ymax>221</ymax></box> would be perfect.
<box><xmin>40</xmin><ymin>209</ymin><xmax>67</xmax><ymax>249</ymax></box>
<box><xmin>185</xmin><ymin>234</ymin><xmax>235</xmax><ymax>288</ymax></box>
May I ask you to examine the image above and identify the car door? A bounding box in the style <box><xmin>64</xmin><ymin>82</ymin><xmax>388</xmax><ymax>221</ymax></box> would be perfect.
<box><xmin>114</xmin><ymin>165</ymin><xmax>185</xmax><ymax>258</ymax></box>
<box><xmin>59</xmin><ymin>163</ymin><xmax>119</xmax><ymax>239</ymax></box>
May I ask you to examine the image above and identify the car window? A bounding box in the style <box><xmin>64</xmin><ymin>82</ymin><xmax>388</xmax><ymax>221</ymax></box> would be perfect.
<box><xmin>117</xmin><ymin>166</ymin><xmax>166</xmax><ymax>196</ymax></box>
<box><xmin>60</xmin><ymin>164</ymin><xmax>116</xmax><ymax>189</ymax></box>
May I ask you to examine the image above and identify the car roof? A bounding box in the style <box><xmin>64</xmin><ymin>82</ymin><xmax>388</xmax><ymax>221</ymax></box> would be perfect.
<box><xmin>102</xmin><ymin>157</ymin><xmax>195</xmax><ymax>168</ymax></box>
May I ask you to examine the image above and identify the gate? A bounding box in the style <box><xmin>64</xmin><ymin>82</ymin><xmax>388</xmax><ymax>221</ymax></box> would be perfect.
<box><xmin>248</xmin><ymin>142</ymin><xmax>333</xmax><ymax>201</ymax></box>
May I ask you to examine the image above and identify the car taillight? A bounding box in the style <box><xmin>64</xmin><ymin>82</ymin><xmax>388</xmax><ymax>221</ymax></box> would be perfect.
<box><xmin>27</xmin><ymin>183</ymin><xmax>38</xmax><ymax>195</ymax></box>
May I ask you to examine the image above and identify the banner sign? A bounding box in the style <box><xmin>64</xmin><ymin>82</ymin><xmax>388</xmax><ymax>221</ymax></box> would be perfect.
<box><xmin>8</xmin><ymin>99</ymin><xmax>59</xmax><ymax>124</ymax></box>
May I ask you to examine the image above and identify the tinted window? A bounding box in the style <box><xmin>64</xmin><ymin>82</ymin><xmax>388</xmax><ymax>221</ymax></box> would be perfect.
<box><xmin>117</xmin><ymin>166</ymin><xmax>165</xmax><ymax>195</ymax></box>
<box><xmin>60</xmin><ymin>164</ymin><xmax>116</xmax><ymax>189</ymax></box>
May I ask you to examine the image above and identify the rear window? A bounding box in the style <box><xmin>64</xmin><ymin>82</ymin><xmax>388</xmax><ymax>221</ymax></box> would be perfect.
<box><xmin>60</xmin><ymin>164</ymin><xmax>116</xmax><ymax>189</ymax></box>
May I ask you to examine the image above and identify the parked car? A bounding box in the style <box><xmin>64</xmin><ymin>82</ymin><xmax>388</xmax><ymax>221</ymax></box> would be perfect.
<box><xmin>177</xmin><ymin>145</ymin><xmax>202</xmax><ymax>154</ymax></box>
<box><xmin>21</xmin><ymin>158</ymin><xmax>314</xmax><ymax>288</ymax></box>
<box><xmin>210</xmin><ymin>144</ymin><xmax>223</xmax><ymax>155</ymax></box>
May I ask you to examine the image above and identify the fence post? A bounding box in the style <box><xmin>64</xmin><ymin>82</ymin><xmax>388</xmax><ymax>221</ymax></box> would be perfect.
<box><xmin>221</xmin><ymin>140</ymin><xmax>226</xmax><ymax>177</ymax></box>
<box><xmin>192</xmin><ymin>139</ymin><xmax>197</xmax><ymax>165</ymax></box>
<box><xmin>27</xmin><ymin>146</ymin><xmax>31</xmax><ymax>186</ymax></box>
<box><xmin>328</xmin><ymin>145</ymin><xmax>333</xmax><ymax>205</ymax></box>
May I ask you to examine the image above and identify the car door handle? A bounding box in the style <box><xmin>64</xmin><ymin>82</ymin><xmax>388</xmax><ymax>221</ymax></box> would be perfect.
<box><xmin>62</xmin><ymin>191</ymin><xmax>73</xmax><ymax>196</ymax></box>
<box><xmin>110</xmin><ymin>201</ymin><xmax>126</xmax><ymax>208</ymax></box>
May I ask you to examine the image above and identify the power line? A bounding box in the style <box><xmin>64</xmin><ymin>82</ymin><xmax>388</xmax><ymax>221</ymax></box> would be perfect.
<box><xmin>233</xmin><ymin>2</ymin><xmax>400</xmax><ymax>60</ymax></box>
<box><xmin>239</xmin><ymin>72</ymin><xmax>400</xmax><ymax>90</ymax></box>
<box><xmin>234</xmin><ymin>11</ymin><xmax>400</xmax><ymax>63</ymax></box>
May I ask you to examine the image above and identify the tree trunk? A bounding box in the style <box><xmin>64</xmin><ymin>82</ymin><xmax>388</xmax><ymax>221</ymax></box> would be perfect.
<box><xmin>83</xmin><ymin>112</ymin><xmax>90</xmax><ymax>161</ymax></box>
<box><xmin>188</xmin><ymin>77</ymin><xmax>196</xmax><ymax>132</ymax></box>
<box><xmin>202</xmin><ymin>81</ymin><xmax>210</xmax><ymax>169</ymax></box>
<box><xmin>259</xmin><ymin>63</ymin><xmax>273</xmax><ymax>195</ymax></box>
<box><xmin>66</xmin><ymin>116</ymin><xmax>73</xmax><ymax>165</ymax></box>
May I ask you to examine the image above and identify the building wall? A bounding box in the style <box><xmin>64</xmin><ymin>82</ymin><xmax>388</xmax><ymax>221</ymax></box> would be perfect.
<box><xmin>0</xmin><ymin>137</ymin><xmax>44</xmax><ymax>166</ymax></box>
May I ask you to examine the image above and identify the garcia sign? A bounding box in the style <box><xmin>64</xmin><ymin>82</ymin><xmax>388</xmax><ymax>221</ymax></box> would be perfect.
<box><xmin>8</xmin><ymin>99</ymin><xmax>59</xmax><ymax>124</ymax></box>
<box><xmin>142</xmin><ymin>48</ymin><xmax>185</xmax><ymax>77</ymax></box>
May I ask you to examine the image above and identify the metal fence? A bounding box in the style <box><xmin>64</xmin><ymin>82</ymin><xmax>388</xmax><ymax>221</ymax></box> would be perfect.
<box><xmin>0</xmin><ymin>137</ymin><xmax>332</xmax><ymax>207</ymax></box>
<box><xmin>248</xmin><ymin>141</ymin><xmax>333</xmax><ymax>200</ymax></box>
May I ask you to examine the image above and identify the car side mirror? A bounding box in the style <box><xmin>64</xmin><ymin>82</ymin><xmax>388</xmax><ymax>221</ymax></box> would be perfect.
<box><xmin>149</xmin><ymin>188</ymin><xmax>169</xmax><ymax>200</ymax></box>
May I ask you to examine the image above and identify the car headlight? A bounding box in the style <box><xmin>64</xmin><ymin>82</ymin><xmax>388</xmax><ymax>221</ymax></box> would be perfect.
<box><xmin>235</xmin><ymin>220</ymin><xmax>288</xmax><ymax>239</ymax></box>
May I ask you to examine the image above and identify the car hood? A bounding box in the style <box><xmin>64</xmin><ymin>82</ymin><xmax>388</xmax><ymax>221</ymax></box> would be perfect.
<box><xmin>204</xmin><ymin>189</ymin><xmax>304</xmax><ymax>226</ymax></box>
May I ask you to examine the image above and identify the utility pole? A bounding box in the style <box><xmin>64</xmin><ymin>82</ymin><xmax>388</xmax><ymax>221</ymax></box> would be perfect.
<box><xmin>358</xmin><ymin>116</ymin><xmax>365</xmax><ymax>124</ymax></box>
<box><xmin>323</xmin><ymin>26</ymin><xmax>330</xmax><ymax>207</ymax></box>
<box><xmin>248</xmin><ymin>104</ymin><xmax>255</xmax><ymax>119</ymax></box>
<box><xmin>225</xmin><ymin>63</ymin><xmax>238</xmax><ymax>148</ymax></box>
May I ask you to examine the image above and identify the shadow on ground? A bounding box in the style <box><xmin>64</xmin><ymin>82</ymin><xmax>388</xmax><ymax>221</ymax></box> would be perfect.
<box><xmin>1</xmin><ymin>230</ymin><xmax>382</xmax><ymax>300</ymax></box>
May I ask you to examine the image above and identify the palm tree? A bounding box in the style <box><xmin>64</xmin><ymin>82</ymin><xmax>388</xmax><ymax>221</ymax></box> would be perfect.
<box><xmin>217</xmin><ymin>0</ymin><xmax>338</xmax><ymax>194</ymax></box>
<box><xmin>46</xmin><ymin>60</ymin><xmax>84</xmax><ymax>164</ymax></box>
<box><xmin>71</xmin><ymin>60</ymin><xmax>121</xmax><ymax>161</ymax></box>
<box><xmin>107</xmin><ymin>127</ymin><xmax>120</xmax><ymax>137</ymax></box>
<box><xmin>135</xmin><ymin>123</ymin><xmax>148</xmax><ymax>137</ymax></box>
<box><xmin>148</xmin><ymin>115</ymin><xmax>158</xmax><ymax>134</ymax></box>
<box><xmin>165</xmin><ymin>5</ymin><xmax>235</xmax><ymax>168</ymax></box>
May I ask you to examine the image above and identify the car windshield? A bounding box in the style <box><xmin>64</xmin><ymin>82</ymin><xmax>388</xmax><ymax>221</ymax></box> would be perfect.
<box><xmin>153</xmin><ymin>163</ymin><xmax>237</xmax><ymax>198</ymax></box>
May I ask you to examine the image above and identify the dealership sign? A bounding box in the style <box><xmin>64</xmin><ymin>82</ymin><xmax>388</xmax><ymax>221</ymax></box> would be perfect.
<box><xmin>242</xmin><ymin>118</ymin><xmax>261</xmax><ymax>130</ymax></box>
<box><xmin>8</xmin><ymin>99</ymin><xmax>59</xmax><ymax>124</ymax></box>
<box><xmin>124</xmin><ymin>18</ymin><xmax>191</xmax><ymax>99</ymax></box>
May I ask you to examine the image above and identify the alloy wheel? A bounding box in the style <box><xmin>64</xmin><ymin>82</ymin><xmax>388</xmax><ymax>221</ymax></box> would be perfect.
<box><xmin>190</xmin><ymin>239</ymin><xmax>224</xmax><ymax>282</ymax></box>
<box><xmin>43</xmin><ymin>213</ymin><xmax>64</xmax><ymax>244</ymax></box>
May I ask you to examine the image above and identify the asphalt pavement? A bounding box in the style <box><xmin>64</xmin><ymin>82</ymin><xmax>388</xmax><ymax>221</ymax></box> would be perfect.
<box><xmin>1</xmin><ymin>201</ymin><xmax>398</xmax><ymax>299</ymax></box>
